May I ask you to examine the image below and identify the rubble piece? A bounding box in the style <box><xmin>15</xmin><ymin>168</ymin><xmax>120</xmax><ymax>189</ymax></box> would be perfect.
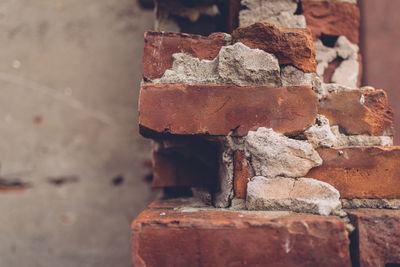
<box><xmin>213</xmin><ymin>138</ymin><xmax>235</xmax><ymax>208</ymax></box>
<box><xmin>304</xmin><ymin>114</ymin><xmax>337</xmax><ymax>148</ymax></box>
<box><xmin>246</xmin><ymin>176</ymin><xmax>341</xmax><ymax>215</ymax></box>
<box><xmin>245</xmin><ymin>128</ymin><xmax>322</xmax><ymax>178</ymax></box>
<box><xmin>155</xmin><ymin>53</ymin><xmax>219</xmax><ymax>84</ymax></box>
<box><xmin>232</xmin><ymin>22</ymin><xmax>316</xmax><ymax>72</ymax></box>
<box><xmin>156</xmin><ymin>43</ymin><xmax>282</xmax><ymax>86</ymax></box>
<box><xmin>331</xmin><ymin>58</ymin><xmax>359</xmax><ymax>88</ymax></box>
<box><xmin>280</xmin><ymin>65</ymin><xmax>314</xmax><ymax>87</ymax></box>
<box><xmin>239</xmin><ymin>0</ymin><xmax>306</xmax><ymax>28</ymax></box>
<box><xmin>334</xmin><ymin>36</ymin><xmax>359</xmax><ymax>59</ymax></box>
<box><xmin>218</xmin><ymin>43</ymin><xmax>282</xmax><ymax>86</ymax></box>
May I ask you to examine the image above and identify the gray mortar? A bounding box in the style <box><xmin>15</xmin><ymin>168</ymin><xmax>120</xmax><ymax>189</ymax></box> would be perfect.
<box><xmin>281</xmin><ymin>65</ymin><xmax>315</xmax><ymax>87</ymax></box>
<box><xmin>304</xmin><ymin>115</ymin><xmax>393</xmax><ymax>147</ymax></box>
<box><xmin>304</xmin><ymin>115</ymin><xmax>337</xmax><ymax>148</ymax></box>
<box><xmin>240</xmin><ymin>0</ymin><xmax>306</xmax><ymax>28</ymax></box>
<box><xmin>213</xmin><ymin>136</ymin><xmax>246</xmax><ymax>208</ymax></box>
<box><xmin>341</xmin><ymin>199</ymin><xmax>400</xmax><ymax>209</ymax></box>
<box><xmin>155</xmin><ymin>1</ymin><xmax>220</xmax><ymax>32</ymax></box>
<box><xmin>153</xmin><ymin>42</ymin><xmax>282</xmax><ymax>87</ymax></box>
<box><xmin>331</xmin><ymin>126</ymin><xmax>393</xmax><ymax>146</ymax></box>
<box><xmin>302</xmin><ymin>0</ymin><xmax>357</xmax><ymax>4</ymax></box>
<box><xmin>314</xmin><ymin>37</ymin><xmax>360</xmax><ymax>88</ymax></box>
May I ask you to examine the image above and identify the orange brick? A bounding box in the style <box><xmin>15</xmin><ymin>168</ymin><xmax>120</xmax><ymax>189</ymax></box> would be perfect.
<box><xmin>348</xmin><ymin>209</ymin><xmax>400</xmax><ymax>267</ymax></box>
<box><xmin>307</xmin><ymin>146</ymin><xmax>400</xmax><ymax>199</ymax></box>
<box><xmin>139</xmin><ymin>84</ymin><xmax>317</xmax><ymax>137</ymax></box>
<box><xmin>233</xmin><ymin>150</ymin><xmax>254</xmax><ymax>199</ymax></box>
<box><xmin>303</xmin><ymin>1</ymin><xmax>360</xmax><ymax>44</ymax></box>
<box><xmin>318</xmin><ymin>89</ymin><xmax>394</xmax><ymax>136</ymax></box>
<box><xmin>132</xmin><ymin>198</ymin><xmax>351</xmax><ymax>267</ymax></box>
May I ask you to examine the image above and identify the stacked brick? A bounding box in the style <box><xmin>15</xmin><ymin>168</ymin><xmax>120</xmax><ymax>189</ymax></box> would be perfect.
<box><xmin>133</xmin><ymin>0</ymin><xmax>400</xmax><ymax>266</ymax></box>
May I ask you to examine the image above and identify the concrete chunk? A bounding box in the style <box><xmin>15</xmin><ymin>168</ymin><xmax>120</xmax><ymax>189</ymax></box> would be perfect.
<box><xmin>218</xmin><ymin>43</ymin><xmax>282</xmax><ymax>87</ymax></box>
<box><xmin>246</xmin><ymin>176</ymin><xmax>341</xmax><ymax>215</ymax></box>
<box><xmin>245</xmin><ymin>128</ymin><xmax>322</xmax><ymax>178</ymax></box>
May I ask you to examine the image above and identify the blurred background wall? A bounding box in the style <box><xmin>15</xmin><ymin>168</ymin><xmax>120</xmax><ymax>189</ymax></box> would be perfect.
<box><xmin>360</xmin><ymin>0</ymin><xmax>400</xmax><ymax>144</ymax></box>
<box><xmin>0</xmin><ymin>0</ymin><xmax>399</xmax><ymax>266</ymax></box>
<box><xmin>0</xmin><ymin>0</ymin><xmax>155</xmax><ymax>266</ymax></box>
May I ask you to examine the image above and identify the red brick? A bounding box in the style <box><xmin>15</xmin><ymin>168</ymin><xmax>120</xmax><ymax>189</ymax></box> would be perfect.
<box><xmin>302</xmin><ymin>1</ymin><xmax>360</xmax><ymax>44</ymax></box>
<box><xmin>139</xmin><ymin>84</ymin><xmax>317</xmax><ymax>137</ymax></box>
<box><xmin>347</xmin><ymin>209</ymin><xmax>400</xmax><ymax>267</ymax></box>
<box><xmin>233</xmin><ymin>150</ymin><xmax>254</xmax><ymax>199</ymax></box>
<box><xmin>227</xmin><ymin>0</ymin><xmax>241</xmax><ymax>33</ymax></box>
<box><xmin>323</xmin><ymin>58</ymin><xmax>342</xmax><ymax>84</ymax></box>
<box><xmin>318</xmin><ymin>89</ymin><xmax>394</xmax><ymax>136</ymax></box>
<box><xmin>232</xmin><ymin>22</ymin><xmax>316</xmax><ymax>73</ymax></box>
<box><xmin>132</xmin><ymin>198</ymin><xmax>351</xmax><ymax>267</ymax></box>
<box><xmin>307</xmin><ymin>146</ymin><xmax>400</xmax><ymax>199</ymax></box>
<box><xmin>142</xmin><ymin>31</ymin><xmax>226</xmax><ymax>80</ymax></box>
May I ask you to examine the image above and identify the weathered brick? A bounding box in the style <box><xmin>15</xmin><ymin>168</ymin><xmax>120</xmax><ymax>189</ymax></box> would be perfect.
<box><xmin>232</xmin><ymin>22</ymin><xmax>316</xmax><ymax>73</ymax></box>
<box><xmin>132</xmin><ymin>198</ymin><xmax>352</xmax><ymax>267</ymax></box>
<box><xmin>233</xmin><ymin>150</ymin><xmax>253</xmax><ymax>199</ymax></box>
<box><xmin>142</xmin><ymin>31</ymin><xmax>226</xmax><ymax>80</ymax></box>
<box><xmin>139</xmin><ymin>84</ymin><xmax>317</xmax><ymax>137</ymax></box>
<box><xmin>302</xmin><ymin>1</ymin><xmax>360</xmax><ymax>44</ymax></box>
<box><xmin>307</xmin><ymin>146</ymin><xmax>400</xmax><ymax>199</ymax></box>
<box><xmin>348</xmin><ymin>209</ymin><xmax>400</xmax><ymax>267</ymax></box>
<box><xmin>318</xmin><ymin>89</ymin><xmax>394</xmax><ymax>136</ymax></box>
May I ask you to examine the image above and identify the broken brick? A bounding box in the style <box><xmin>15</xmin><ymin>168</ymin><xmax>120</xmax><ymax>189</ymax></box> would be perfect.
<box><xmin>142</xmin><ymin>31</ymin><xmax>226</xmax><ymax>80</ymax></box>
<box><xmin>232</xmin><ymin>22</ymin><xmax>316</xmax><ymax>73</ymax></box>
<box><xmin>139</xmin><ymin>84</ymin><xmax>318</xmax><ymax>137</ymax></box>
<box><xmin>307</xmin><ymin>146</ymin><xmax>400</xmax><ymax>199</ymax></box>
<box><xmin>233</xmin><ymin>150</ymin><xmax>253</xmax><ymax>199</ymax></box>
<box><xmin>318</xmin><ymin>89</ymin><xmax>394</xmax><ymax>136</ymax></box>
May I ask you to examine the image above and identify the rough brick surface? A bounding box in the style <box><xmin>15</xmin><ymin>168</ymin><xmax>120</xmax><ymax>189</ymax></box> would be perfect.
<box><xmin>233</xmin><ymin>150</ymin><xmax>253</xmax><ymax>199</ymax></box>
<box><xmin>142</xmin><ymin>31</ymin><xmax>226</xmax><ymax>80</ymax></box>
<box><xmin>302</xmin><ymin>1</ymin><xmax>360</xmax><ymax>44</ymax></box>
<box><xmin>139</xmin><ymin>84</ymin><xmax>318</xmax><ymax>136</ymax></box>
<box><xmin>348</xmin><ymin>209</ymin><xmax>400</xmax><ymax>267</ymax></box>
<box><xmin>232</xmin><ymin>22</ymin><xmax>316</xmax><ymax>73</ymax></box>
<box><xmin>307</xmin><ymin>146</ymin><xmax>400</xmax><ymax>199</ymax></box>
<box><xmin>132</xmin><ymin>198</ymin><xmax>352</xmax><ymax>267</ymax></box>
<box><xmin>318</xmin><ymin>89</ymin><xmax>394</xmax><ymax>136</ymax></box>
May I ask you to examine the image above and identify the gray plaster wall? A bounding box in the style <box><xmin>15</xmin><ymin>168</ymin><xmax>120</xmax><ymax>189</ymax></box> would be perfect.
<box><xmin>0</xmin><ymin>0</ymin><xmax>154</xmax><ymax>266</ymax></box>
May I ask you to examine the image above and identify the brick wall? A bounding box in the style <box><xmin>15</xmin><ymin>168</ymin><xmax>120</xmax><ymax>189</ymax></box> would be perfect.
<box><xmin>133</xmin><ymin>1</ymin><xmax>400</xmax><ymax>266</ymax></box>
